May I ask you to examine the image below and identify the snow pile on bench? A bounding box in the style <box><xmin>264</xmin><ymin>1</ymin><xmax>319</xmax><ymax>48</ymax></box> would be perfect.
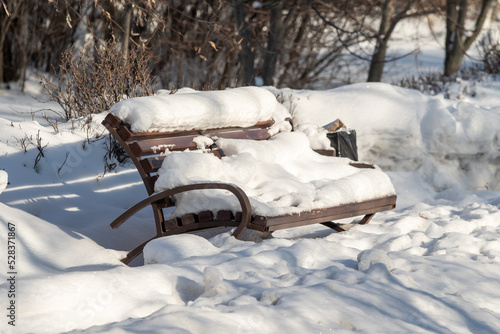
<box><xmin>155</xmin><ymin>132</ymin><xmax>396</xmax><ymax>217</ymax></box>
<box><xmin>109</xmin><ymin>86</ymin><xmax>290</xmax><ymax>133</ymax></box>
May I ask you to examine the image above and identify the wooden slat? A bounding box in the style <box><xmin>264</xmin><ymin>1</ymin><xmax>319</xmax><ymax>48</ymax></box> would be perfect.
<box><xmin>216</xmin><ymin>210</ymin><xmax>233</xmax><ymax>221</ymax></box>
<box><xmin>103</xmin><ymin>113</ymin><xmax>123</xmax><ymax>128</ymax></box>
<box><xmin>314</xmin><ymin>149</ymin><xmax>336</xmax><ymax>156</ymax></box>
<box><xmin>349</xmin><ymin>162</ymin><xmax>375</xmax><ymax>169</ymax></box>
<box><xmin>131</xmin><ymin>136</ymin><xmax>197</xmax><ymax>156</ymax></box>
<box><xmin>130</xmin><ymin>128</ymin><xmax>271</xmax><ymax>157</ymax></box>
<box><xmin>253</xmin><ymin>215</ymin><xmax>267</xmax><ymax>224</ymax></box>
<box><xmin>163</xmin><ymin>218</ymin><xmax>179</xmax><ymax>230</ymax></box>
<box><xmin>213</xmin><ymin>128</ymin><xmax>271</xmax><ymax>141</ymax></box>
<box><xmin>140</xmin><ymin>158</ymin><xmax>162</xmax><ymax>174</ymax></box>
<box><xmin>181</xmin><ymin>214</ymin><xmax>197</xmax><ymax>225</ymax></box>
<box><xmin>116</xmin><ymin>126</ymin><xmax>135</xmax><ymax>142</ymax></box>
<box><xmin>112</xmin><ymin>119</ymin><xmax>275</xmax><ymax>141</ymax></box>
<box><xmin>198</xmin><ymin>211</ymin><xmax>213</xmax><ymax>222</ymax></box>
<box><xmin>146</xmin><ymin>175</ymin><xmax>159</xmax><ymax>195</ymax></box>
<box><xmin>253</xmin><ymin>195</ymin><xmax>397</xmax><ymax>229</ymax></box>
<box><xmin>202</xmin><ymin>119</ymin><xmax>275</xmax><ymax>134</ymax></box>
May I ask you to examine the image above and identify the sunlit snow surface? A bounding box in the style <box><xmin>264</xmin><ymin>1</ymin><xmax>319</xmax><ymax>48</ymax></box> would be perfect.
<box><xmin>1</xmin><ymin>72</ymin><xmax>500</xmax><ymax>333</ymax></box>
<box><xmin>110</xmin><ymin>86</ymin><xmax>291</xmax><ymax>134</ymax></box>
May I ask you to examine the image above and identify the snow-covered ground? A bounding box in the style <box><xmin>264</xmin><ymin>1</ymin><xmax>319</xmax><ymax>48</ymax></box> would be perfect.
<box><xmin>1</xmin><ymin>71</ymin><xmax>500</xmax><ymax>333</ymax></box>
<box><xmin>1</xmin><ymin>17</ymin><xmax>500</xmax><ymax>332</ymax></box>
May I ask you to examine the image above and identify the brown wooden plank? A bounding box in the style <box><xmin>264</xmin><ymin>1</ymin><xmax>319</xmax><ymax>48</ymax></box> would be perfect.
<box><xmin>131</xmin><ymin>136</ymin><xmax>198</xmax><ymax>156</ymax></box>
<box><xmin>116</xmin><ymin>126</ymin><xmax>135</xmax><ymax>141</ymax></box>
<box><xmin>181</xmin><ymin>214</ymin><xmax>197</xmax><ymax>225</ymax></box>
<box><xmin>103</xmin><ymin>113</ymin><xmax>123</xmax><ymax>128</ymax></box>
<box><xmin>253</xmin><ymin>215</ymin><xmax>267</xmax><ymax>225</ymax></box>
<box><xmin>349</xmin><ymin>162</ymin><xmax>375</xmax><ymax>169</ymax></box>
<box><xmin>195</xmin><ymin>119</ymin><xmax>275</xmax><ymax>136</ymax></box>
<box><xmin>140</xmin><ymin>158</ymin><xmax>163</xmax><ymax>174</ymax></box>
<box><xmin>115</xmin><ymin>119</ymin><xmax>275</xmax><ymax>141</ymax></box>
<box><xmin>314</xmin><ymin>149</ymin><xmax>336</xmax><ymax>156</ymax></box>
<box><xmin>130</xmin><ymin>128</ymin><xmax>272</xmax><ymax>157</ymax></box>
<box><xmin>216</xmin><ymin>210</ymin><xmax>233</xmax><ymax>221</ymax></box>
<box><xmin>163</xmin><ymin>218</ymin><xmax>179</xmax><ymax>230</ymax></box>
<box><xmin>198</xmin><ymin>210</ymin><xmax>213</xmax><ymax>222</ymax></box>
<box><xmin>253</xmin><ymin>195</ymin><xmax>397</xmax><ymax>228</ymax></box>
<box><xmin>212</xmin><ymin>128</ymin><xmax>271</xmax><ymax>141</ymax></box>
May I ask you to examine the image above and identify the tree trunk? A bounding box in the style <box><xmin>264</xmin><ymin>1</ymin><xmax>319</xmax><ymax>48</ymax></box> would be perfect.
<box><xmin>231</xmin><ymin>0</ymin><xmax>255</xmax><ymax>86</ymax></box>
<box><xmin>367</xmin><ymin>0</ymin><xmax>395</xmax><ymax>82</ymax></box>
<box><xmin>367</xmin><ymin>40</ymin><xmax>389</xmax><ymax>82</ymax></box>
<box><xmin>122</xmin><ymin>4</ymin><xmax>132</xmax><ymax>61</ymax></box>
<box><xmin>444</xmin><ymin>0</ymin><xmax>494</xmax><ymax>76</ymax></box>
<box><xmin>0</xmin><ymin>0</ymin><xmax>25</xmax><ymax>83</ymax></box>
<box><xmin>263</xmin><ymin>3</ymin><xmax>285</xmax><ymax>86</ymax></box>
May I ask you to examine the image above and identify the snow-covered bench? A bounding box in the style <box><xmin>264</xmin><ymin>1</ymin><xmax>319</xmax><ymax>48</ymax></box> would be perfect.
<box><xmin>102</xmin><ymin>87</ymin><xmax>397</xmax><ymax>264</ymax></box>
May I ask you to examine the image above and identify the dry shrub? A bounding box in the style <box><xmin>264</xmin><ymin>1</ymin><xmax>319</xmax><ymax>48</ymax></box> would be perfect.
<box><xmin>41</xmin><ymin>40</ymin><xmax>156</xmax><ymax>172</ymax></box>
<box><xmin>41</xmin><ymin>40</ymin><xmax>156</xmax><ymax>121</ymax></box>
<box><xmin>479</xmin><ymin>31</ymin><xmax>500</xmax><ymax>74</ymax></box>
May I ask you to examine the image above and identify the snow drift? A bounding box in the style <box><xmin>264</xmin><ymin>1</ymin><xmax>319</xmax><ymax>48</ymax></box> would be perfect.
<box><xmin>1</xmin><ymin>78</ymin><xmax>500</xmax><ymax>333</ymax></box>
<box><xmin>270</xmin><ymin>83</ymin><xmax>500</xmax><ymax>192</ymax></box>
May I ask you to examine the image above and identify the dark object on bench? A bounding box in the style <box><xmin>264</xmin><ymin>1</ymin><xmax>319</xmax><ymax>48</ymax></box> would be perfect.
<box><xmin>103</xmin><ymin>114</ymin><xmax>396</xmax><ymax>264</ymax></box>
<box><xmin>327</xmin><ymin>130</ymin><xmax>358</xmax><ymax>161</ymax></box>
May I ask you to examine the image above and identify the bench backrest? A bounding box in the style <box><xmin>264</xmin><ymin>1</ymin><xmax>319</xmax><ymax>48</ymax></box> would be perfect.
<box><xmin>102</xmin><ymin>113</ymin><xmax>275</xmax><ymax>195</ymax></box>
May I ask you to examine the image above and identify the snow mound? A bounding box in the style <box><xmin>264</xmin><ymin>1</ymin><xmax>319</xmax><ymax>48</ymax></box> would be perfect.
<box><xmin>109</xmin><ymin>86</ymin><xmax>290</xmax><ymax>133</ymax></box>
<box><xmin>144</xmin><ymin>234</ymin><xmax>221</xmax><ymax>265</ymax></box>
<box><xmin>201</xmin><ymin>267</ymin><xmax>227</xmax><ymax>298</ymax></box>
<box><xmin>271</xmin><ymin>83</ymin><xmax>500</xmax><ymax>192</ymax></box>
<box><xmin>0</xmin><ymin>170</ymin><xmax>7</xmax><ymax>195</ymax></box>
<box><xmin>0</xmin><ymin>203</ymin><xmax>123</xmax><ymax>277</ymax></box>
<box><xmin>357</xmin><ymin>248</ymin><xmax>395</xmax><ymax>271</ymax></box>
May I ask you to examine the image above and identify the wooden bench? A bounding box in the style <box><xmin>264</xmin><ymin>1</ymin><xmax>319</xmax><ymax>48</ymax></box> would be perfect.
<box><xmin>103</xmin><ymin>113</ymin><xmax>397</xmax><ymax>264</ymax></box>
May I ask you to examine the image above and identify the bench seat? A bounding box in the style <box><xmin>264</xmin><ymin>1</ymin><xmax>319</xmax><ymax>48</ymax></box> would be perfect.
<box><xmin>155</xmin><ymin>132</ymin><xmax>396</xmax><ymax>218</ymax></box>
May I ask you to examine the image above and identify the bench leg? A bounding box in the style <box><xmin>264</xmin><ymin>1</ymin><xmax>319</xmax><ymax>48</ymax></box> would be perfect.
<box><xmin>358</xmin><ymin>213</ymin><xmax>375</xmax><ymax>225</ymax></box>
<box><xmin>321</xmin><ymin>221</ymin><xmax>347</xmax><ymax>232</ymax></box>
<box><xmin>121</xmin><ymin>237</ymin><xmax>161</xmax><ymax>265</ymax></box>
<box><xmin>321</xmin><ymin>213</ymin><xmax>376</xmax><ymax>232</ymax></box>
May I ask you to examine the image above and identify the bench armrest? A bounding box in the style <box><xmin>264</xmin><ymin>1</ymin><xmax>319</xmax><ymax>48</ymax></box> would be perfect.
<box><xmin>110</xmin><ymin>182</ymin><xmax>252</xmax><ymax>234</ymax></box>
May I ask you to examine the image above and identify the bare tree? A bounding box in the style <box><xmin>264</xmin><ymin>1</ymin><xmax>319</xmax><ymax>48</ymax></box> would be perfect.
<box><xmin>231</xmin><ymin>0</ymin><xmax>256</xmax><ymax>85</ymax></box>
<box><xmin>309</xmin><ymin>0</ymin><xmax>436</xmax><ymax>82</ymax></box>
<box><xmin>261</xmin><ymin>1</ymin><xmax>297</xmax><ymax>85</ymax></box>
<box><xmin>444</xmin><ymin>0</ymin><xmax>494</xmax><ymax>76</ymax></box>
<box><xmin>0</xmin><ymin>0</ymin><xmax>26</xmax><ymax>83</ymax></box>
<box><xmin>367</xmin><ymin>0</ymin><xmax>434</xmax><ymax>82</ymax></box>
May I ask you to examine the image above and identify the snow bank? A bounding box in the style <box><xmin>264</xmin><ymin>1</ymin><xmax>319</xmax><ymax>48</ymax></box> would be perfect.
<box><xmin>0</xmin><ymin>170</ymin><xmax>7</xmax><ymax>195</ymax></box>
<box><xmin>0</xmin><ymin>203</ymin><xmax>123</xmax><ymax>277</ymax></box>
<box><xmin>109</xmin><ymin>86</ymin><xmax>290</xmax><ymax>133</ymax></box>
<box><xmin>270</xmin><ymin>83</ymin><xmax>500</xmax><ymax>192</ymax></box>
<box><xmin>154</xmin><ymin>132</ymin><xmax>396</xmax><ymax>217</ymax></box>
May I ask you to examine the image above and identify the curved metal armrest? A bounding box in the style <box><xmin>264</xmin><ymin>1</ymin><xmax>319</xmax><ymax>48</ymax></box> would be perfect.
<box><xmin>110</xmin><ymin>182</ymin><xmax>252</xmax><ymax>231</ymax></box>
